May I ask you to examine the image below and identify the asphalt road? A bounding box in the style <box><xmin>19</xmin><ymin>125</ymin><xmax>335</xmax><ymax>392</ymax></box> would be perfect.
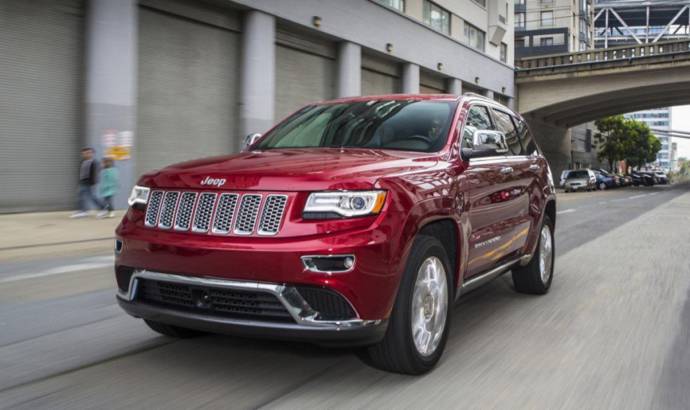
<box><xmin>1</xmin><ymin>183</ymin><xmax>689</xmax><ymax>409</ymax></box>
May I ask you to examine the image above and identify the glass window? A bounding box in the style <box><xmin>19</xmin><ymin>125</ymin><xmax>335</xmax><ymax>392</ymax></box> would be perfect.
<box><xmin>540</xmin><ymin>37</ymin><xmax>554</xmax><ymax>46</ymax></box>
<box><xmin>500</xmin><ymin>43</ymin><xmax>508</xmax><ymax>62</ymax></box>
<box><xmin>472</xmin><ymin>0</ymin><xmax>487</xmax><ymax>7</ymax></box>
<box><xmin>376</xmin><ymin>0</ymin><xmax>405</xmax><ymax>12</ymax></box>
<box><xmin>512</xmin><ymin>116</ymin><xmax>538</xmax><ymax>156</ymax></box>
<box><xmin>423</xmin><ymin>1</ymin><xmax>450</xmax><ymax>35</ymax></box>
<box><xmin>515</xmin><ymin>37</ymin><xmax>526</xmax><ymax>48</ymax></box>
<box><xmin>464</xmin><ymin>22</ymin><xmax>486</xmax><ymax>52</ymax></box>
<box><xmin>256</xmin><ymin>100</ymin><xmax>458</xmax><ymax>153</ymax></box>
<box><xmin>540</xmin><ymin>11</ymin><xmax>554</xmax><ymax>27</ymax></box>
<box><xmin>462</xmin><ymin>106</ymin><xmax>493</xmax><ymax>149</ymax></box>
<box><xmin>515</xmin><ymin>12</ymin><xmax>525</xmax><ymax>29</ymax></box>
<box><xmin>492</xmin><ymin>109</ymin><xmax>522</xmax><ymax>155</ymax></box>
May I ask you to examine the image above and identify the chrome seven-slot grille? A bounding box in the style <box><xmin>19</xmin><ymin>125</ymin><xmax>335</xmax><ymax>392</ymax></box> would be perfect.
<box><xmin>144</xmin><ymin>190</ymin><xmax>288</xmax><ymax>236</ymax></box>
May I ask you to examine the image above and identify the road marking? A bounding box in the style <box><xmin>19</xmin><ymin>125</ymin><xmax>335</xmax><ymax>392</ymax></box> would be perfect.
<box><xmin>628</xmin><ymin>194</ymin><xmax>649</xmax><ymax>200</ymax></box>
<box><xmin>0</xmin><ymin>256</ymin><xmax>114</xmax><ymax>284</ymax></box>
<box><xmin>557</xmin><ymin>209</ymin><xmax>576</xmax><ymax>215</ymax></box>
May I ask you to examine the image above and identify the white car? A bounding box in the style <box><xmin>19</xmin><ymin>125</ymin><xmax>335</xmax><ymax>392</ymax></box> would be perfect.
<box><xmin>562</xmin><ymin>169</ymin><xmax>596</xmax><ymax>192</ymax></box>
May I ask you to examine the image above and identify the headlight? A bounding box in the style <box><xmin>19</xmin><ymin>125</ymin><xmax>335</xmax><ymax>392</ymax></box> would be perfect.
<box><xmin>127</xmin><ymin>185</ymin><xmax>150</xmax><ymax>207</ymax></box>
<box><xmin>303</xmin><ymin>191</ymin><xmax>387</xmax><ymax>219</ymax></box>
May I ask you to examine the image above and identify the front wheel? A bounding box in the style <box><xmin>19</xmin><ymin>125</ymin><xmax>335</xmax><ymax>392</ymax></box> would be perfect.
<box><xmin>599</xmin><ymin>182</ymin><xmax>606</xmax><ymax>190</ymax></box>
<box><xmin>361</xmin><ymin>235</ymin><xmax>452</xmax><ymax>375</ymax></box>
<box><xmin>512</xmin><ymin>215</ymin><xmax>555</xmax><ymax>294</ymax></box>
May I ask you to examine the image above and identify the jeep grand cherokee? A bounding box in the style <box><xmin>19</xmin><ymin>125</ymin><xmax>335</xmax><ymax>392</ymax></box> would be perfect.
<box><xmin>115</xmin><ymin>93</ymin><xmax>557</xmax><ymax>374</ymax></box>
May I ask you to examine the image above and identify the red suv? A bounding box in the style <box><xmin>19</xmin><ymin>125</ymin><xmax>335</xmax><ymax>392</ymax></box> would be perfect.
<box><xmin>116</xmin><ymin>94</ymin><xmax>556</xmax><ymax>374</ymax></box>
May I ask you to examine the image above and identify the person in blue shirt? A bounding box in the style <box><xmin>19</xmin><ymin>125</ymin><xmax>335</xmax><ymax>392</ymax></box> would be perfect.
<box><xmin>98</xmin><ymin>157</ymin><xmax>119</xmax><ymax>218</ymax></box>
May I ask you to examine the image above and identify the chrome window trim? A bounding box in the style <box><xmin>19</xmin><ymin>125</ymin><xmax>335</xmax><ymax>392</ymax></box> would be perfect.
<box><xmin>257</xmin><ymin>194</ymin><xmax>288</xmax><ymax>236</ymax></box>
<box><xmin>116</xmin><ymin>270</ymin><xmax>380</xmax><ymax>330</ymax></box>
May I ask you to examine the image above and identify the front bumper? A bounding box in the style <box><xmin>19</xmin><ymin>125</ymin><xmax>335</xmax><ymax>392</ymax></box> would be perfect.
<box><xmin>117</xmin><ymin>270</ymin><xmax>387</xmax><ymax>346</ymax></box>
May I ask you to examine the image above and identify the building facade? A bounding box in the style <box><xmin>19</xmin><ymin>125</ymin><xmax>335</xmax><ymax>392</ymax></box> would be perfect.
<box><xmin>0</xmin><ymin>0</ymin><xmax>515</xmax><ymax>212</ymax></box>
<box><xmin>514</xmin><ymin>0</ymin><xmax>599</xmax><ymax>171</ymax></box>
<box><xmin>515</xmin><ymin>0</ymin><xmax>594</xmax><ymax>58</ymax></box>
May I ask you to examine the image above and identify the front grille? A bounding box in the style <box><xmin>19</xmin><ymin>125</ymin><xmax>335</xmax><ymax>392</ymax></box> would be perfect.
<box><xmin>235</xmin><ymin>195</ymin><xmax>262</xmax><ymax>235</ymax></box>
<box><xmin>137</xmin><ymin>279</ymin><xmax>294</xmax><ymax>323</ymax></box>
<box><xmin>144</xmin><ymin>191</ymin><xmax>164</xmax><ymax>227</ymax></box>
<box><xmin>144</xmin><ymin>190</ymin><xmax>289</xmax><ymax>236</ymax></box>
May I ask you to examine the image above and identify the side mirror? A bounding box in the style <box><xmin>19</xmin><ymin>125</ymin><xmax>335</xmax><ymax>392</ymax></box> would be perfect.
<box><xmin>242</xmin><ymin>133</ymin><xmax>262</xmax><ymax>152</ymax></box>
<box><xmin>462</xmin><ymin>130</ymin><xmax>509</xmax><ymax>159</ymax></box>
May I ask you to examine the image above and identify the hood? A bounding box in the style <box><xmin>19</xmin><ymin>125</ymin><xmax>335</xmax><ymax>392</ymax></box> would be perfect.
<box><xmin>139</xmin><ymin>148</ymin><xmax>440</xmax><ymax>191</ymax></box>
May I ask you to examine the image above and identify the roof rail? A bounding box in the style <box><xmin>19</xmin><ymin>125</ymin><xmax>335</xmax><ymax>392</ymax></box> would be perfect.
<box><xmin>462</xmin><ymin>92</ymin><xmax>487</xmax><ymax>98</ymax></box>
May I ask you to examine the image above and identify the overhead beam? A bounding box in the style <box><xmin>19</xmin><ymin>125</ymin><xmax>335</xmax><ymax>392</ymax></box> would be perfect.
<box><xmin>609</xmin><ymin>8</ymin><xmax>643</xmax><ymax>45</ymax></box>
<box><xmin>652</xmin><ymin>5</ymin><xmax>689</xmax><ymax>43</ymax></box>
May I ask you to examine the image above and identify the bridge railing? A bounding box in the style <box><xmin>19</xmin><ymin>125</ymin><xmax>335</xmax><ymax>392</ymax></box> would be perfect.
<box><xmin>516</xmin><ymin>39</ymin><xmax>690</xmax><ymax>70</ymax></box>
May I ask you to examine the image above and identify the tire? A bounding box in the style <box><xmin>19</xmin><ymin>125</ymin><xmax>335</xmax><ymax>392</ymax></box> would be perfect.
<box><xmin>599</xmin><ymin>182</ymin><xmax>606</xmax><ymax>190</ymax></box>
<box><xmin>512</xmin><ymin>215</ymin><xmax>555</xmax><ymax>295</ymax></box>
<box><xmin>361</xmin><ymin>235</ymin><xmax>452</xmax><ymax>375</ymax></box>
<box><xmin>144</xmin><ymin>320</ymin><xmax>204</xmax><ymax>338</ymax></box>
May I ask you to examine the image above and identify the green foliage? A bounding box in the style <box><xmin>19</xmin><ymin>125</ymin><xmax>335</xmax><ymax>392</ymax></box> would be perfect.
<box><xmin>594</xmin><ymin>115</ymin><xmax>662</xmax><ymax>171</ymax></box>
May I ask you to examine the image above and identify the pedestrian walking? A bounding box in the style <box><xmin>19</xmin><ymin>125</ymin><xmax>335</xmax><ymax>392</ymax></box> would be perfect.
<box><xmin>98</xmin><ymin>157</ymin><xmax>119</xmax><ymax>218</ymax></box>
<box><xmin>71</xmin><ymin>147</ymin><xmax>105</xmax><ymax>218</ymax></box>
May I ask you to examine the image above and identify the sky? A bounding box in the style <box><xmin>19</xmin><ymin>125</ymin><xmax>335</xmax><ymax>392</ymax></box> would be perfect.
<box><xmin>671</xmin><ymin>105</ymin><xmax>690</xmax><ymax>160</ymax></box>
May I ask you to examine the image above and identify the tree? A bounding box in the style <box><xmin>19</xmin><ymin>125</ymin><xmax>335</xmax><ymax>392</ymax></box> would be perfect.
<box><xmin>594</xmin><ymin>116</ymin><xmax>661</xmax><ymax>172</ymax></box>
<box><xmin>594</xmin><ymin>116</ymin><xmax>626</xmax><ymax>172</ymax></box>
<box><xmin>621</xmin><ymin>120</ymin><xmax>661</xmax><ymax>169</ymax></box>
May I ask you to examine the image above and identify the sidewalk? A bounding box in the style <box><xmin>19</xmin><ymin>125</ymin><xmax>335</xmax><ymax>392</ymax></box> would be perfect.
<box><xmin>0</xmin><ymin>211</ymin><xmax>122</xmax><ymax>261</ymax></box>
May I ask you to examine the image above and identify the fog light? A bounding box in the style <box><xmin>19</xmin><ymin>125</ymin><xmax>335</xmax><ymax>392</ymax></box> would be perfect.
<box><xmin>302</xmin><ymin>255</ymin><xmax>356</xmax><ymax>274</ymax></box>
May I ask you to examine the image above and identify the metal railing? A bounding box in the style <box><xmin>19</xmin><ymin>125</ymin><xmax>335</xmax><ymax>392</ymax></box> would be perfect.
<box><xmin>516</xmin><ymin>39</ymin><xmax>690</xmax><ymax>70</ymax></box>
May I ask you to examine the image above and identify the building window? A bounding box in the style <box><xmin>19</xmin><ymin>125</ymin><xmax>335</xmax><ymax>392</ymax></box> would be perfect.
<box><xmin>464</xmin><ymin>22</ymin><xmax>486</xmax><ymax>52</ymax></box>
<box><xmin>514</xmin><ymin>0</ymin><xmax>525</xmax><ymax>4</ymax></box>
<box><xmin>515</xmin><ymin>37</ymin><xmax>526</xmax><ymax>48</ymax></box>
<box><xmin>376</xmin><ymin>0</ymin><xmax>405</xmax><ymax>12</ymax></box>
<box><xmin>423</xmin><ymin>1</ymin><xmax>450</xmax><ymax>35</ymax></box>
<box><xmin>540</xmin><ymin>11</ymin><xmax>554</xmax><ymax>27</ymax></box>
<box><xmin>540</xmin><ymin>37</ymin><xmax>554</xmax><ymax>46</ymax></box>
<box><xmin>515</xmin><ymin>12</ymin><xmax>525</xmax><ymax>29</ymax></box>
<box><xmin>472</xmin><ymin>0</ymin><xmax>487</xmax><ymax>7</ymax></box>
<box><xmin>500</xmin><ymin>43</ymin><xmax>508</xmax><ymax>62</ymax></box>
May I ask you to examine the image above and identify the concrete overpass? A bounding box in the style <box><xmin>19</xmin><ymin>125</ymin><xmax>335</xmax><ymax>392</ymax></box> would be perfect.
<box><xmin>515</xmin><ymin>39</ymin><xmax>690</xmax><ymax>177</ymax></box>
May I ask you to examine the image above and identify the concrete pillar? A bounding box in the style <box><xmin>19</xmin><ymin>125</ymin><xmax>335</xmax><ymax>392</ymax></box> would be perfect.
<box><xmin>336</xmin><ymin>42</ymin><xmax>361</xmax><ymax>97</ymax></box>
<box><xmin>240</xmin><ymin>11</ymin><xmax>275</xmax><ymax>138</ymax></box>
<box><xmin>84</xmin><ymin>0</ymin><xmax>137</xmax><ymax>209</ymax></box>
<box><xmin>525</xmin><ymin>115</ymin><xmax>572</xmax><ymax>181</ymax></box>
<box><xmin>446</xmin><ymin>78</ymin><xmax>462</xmax><ymax>95</ymax></box>
<box><xmin>401</xmin><ymin>63</ymin><xmax>420</xmax><ymax>94</ymax></box>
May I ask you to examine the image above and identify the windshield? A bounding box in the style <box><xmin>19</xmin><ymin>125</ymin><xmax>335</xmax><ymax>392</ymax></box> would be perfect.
<box><xmin>568</xmin><ymin>170</ymin><xmax>590</xmax><ymax>179</ymax></box>
<box><xmin>255</xmin><ymin>100</ymin><xmax>457</xmax><ymax>153</ymax></box>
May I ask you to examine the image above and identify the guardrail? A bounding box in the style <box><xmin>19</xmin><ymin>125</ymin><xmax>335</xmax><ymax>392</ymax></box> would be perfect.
<box><xmin>516</xmin><ymin>39</ymin><xmax>690</xmax><ymax>70</ymax></box>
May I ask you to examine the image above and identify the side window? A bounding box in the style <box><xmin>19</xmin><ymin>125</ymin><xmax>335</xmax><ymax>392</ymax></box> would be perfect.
<box><xmin>513</xmin><ymin>117</ymin><xmax>539</xmax><ymax>156</ymax></box>
<box><xmin>492</xmin><ymin>109</ymin><xmax>522</xmax><ymax>155</ymax></box>
<box><xmin>462</xmin><ymin>105</ymin><xmax>493</xmax><ymax>149</ymax></box>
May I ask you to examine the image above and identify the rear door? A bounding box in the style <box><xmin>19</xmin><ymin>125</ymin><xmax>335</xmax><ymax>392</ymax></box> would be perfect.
<box><xmin>464</xmin><ymin>105</ymin><xmax>518</xmax><ymax>277</ymax></box>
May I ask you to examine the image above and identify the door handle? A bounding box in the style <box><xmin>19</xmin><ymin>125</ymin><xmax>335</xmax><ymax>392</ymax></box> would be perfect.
<box><xmin>529</xmin><ymin>164</ymin><xmax>540</xmax><ymax>171</ymax></box>
<box><xmin>500</xmin><ymin>167</ymin><xmax>514</xmax><ymax>174</ymax></box>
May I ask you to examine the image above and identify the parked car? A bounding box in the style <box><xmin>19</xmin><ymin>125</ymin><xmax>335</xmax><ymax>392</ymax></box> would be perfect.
<box><xmin>115</xmin><ymin>94</ymin><xmax>557</xmax><ymax>375</ymax></box>
<box><xmin>654</xmin><ymin>171</ymin><xmax>669</xmax><ymax>184</ymax></box>
<box><xmin>616</xmin><ymin>173</ymin><xmax>632</xmax><ymax>186</ymax></box>
<box><xmin>631</xmin><ymin>171</ymin><xmax>655</xmax><ymax>186</ymax></box>
<box><xmin>562</xmin><ymin>169</ymin><xmax>596</xmax><ymax>192</ymax></box>
<box><xmin>592</xmin><ymin>169</ymin><xmax>616</xmax><ymax>190</ymax></box>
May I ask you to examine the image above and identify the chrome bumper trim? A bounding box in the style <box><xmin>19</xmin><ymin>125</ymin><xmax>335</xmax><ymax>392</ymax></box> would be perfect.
<box><xmin>116</xmin><ymin>270</ymin><xmax>381</xmax><ymax>330</ymax></box>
